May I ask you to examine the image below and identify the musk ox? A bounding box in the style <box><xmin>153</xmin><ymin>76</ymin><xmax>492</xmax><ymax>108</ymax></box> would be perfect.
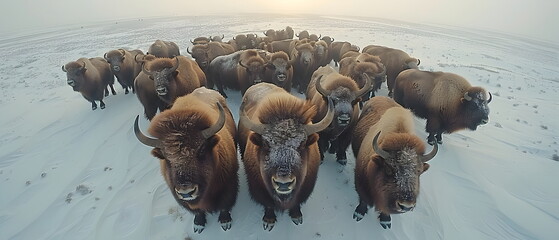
<box><xmin>285</xmin><ymin>26</ymin><xmax>294</xmax><ymax>39</ymax></box>
<box><xmin>362</xmin><ymin>45</ymin><xmax>420</xmax><ymax>97</ymax></box>
<box><xmin>351</xmin><ymin>96</ymin><xmax>438</xmax><ymax>229</ymax></box>
<box><xmin>187</xmin><ymin>42</ymin><xmax>235</xmax><ymax>86</ymax></box>
<box><xmin>339</xmin><ymin>53</ymin><xmax>387</xmax><ymax>104</ymax></box>
<box><xmin>314</xmin><ymin>40</ymin><xmax>330</xmax><ymax>67</ymax></box>
<box><xmin>190</xmin><ymin>36</ymin><xmax>211</xmax><ymax>45</ymax></box>
<box><xmin>320</xmin><ymin>36</ymin><xmax>335</xmax><ymax>47</ymax></box>
<box><xmin>296</xmin><ymin>30</ymin><xmax>310</xmax><ymax>40</ymax></box>
<box><xmin>306</xmin><ymin>66</ymin><xmax>372</xmax><ymax>165</ymax></box>
<box><xmin>393</xmin><ymin>69</ymin><xmax>492</xmax><ymax>145</ymax></box>
<box><xmin>147</xmin><ymin>40</ymin><xmax>180</xmax><ymax>58</ymax></box>
<box><xmin>237</xmin><ymin>49</ymin><xmax>268</xmax><ymax>95</ymax></box>
<box><xmin>62</xmin><ymin>57</ymin><xmax>116</xmax><ymax>110</ymax></box>
<box><xmin>238</xmin><ymin>83</ymin><xmax>334</xmax><ymax>231</ymax></box>
<box><xmin>210</xmin><ymin>34</ymin><xmax>225</xmax><ymax>42</ymax></box>
<box><xmin>329</xmin><ymin>41</ymin><xmax>360</xmax><ymax>67</ymax></box>
<box><xmin>134</xmin><ymin>88</ymin><xmax>239</xmax><ymax>233</ymax></box>
<box><xmin>266</xmin><ymin>39</ymin><xmax>295</xmax><ymax>54</ymax></box>
<box><xmin>264</xmin><ymin>51</ymin><xmax>293</xmax><ymax>92</ymax></box>
<box><xmin>104</xmin><ymin>49</ymin><xmax>144</xmax><ymax>94</ymax></box>
<box><xmin>135</xmin><ymin>56</ymin><xmax>206</xmax><ymax>120</ymax></box>
<box><xmin>290</xmin><ymin>41</ymin><xmax>319</xmax><ymax>93</ymax></box>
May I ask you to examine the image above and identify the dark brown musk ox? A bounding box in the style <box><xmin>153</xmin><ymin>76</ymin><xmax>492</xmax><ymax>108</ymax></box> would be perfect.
<box><xmin>134</xmin><ymin>87</ymin><xmax>239</xmax><ymax>233</ymax></box>
<box><xmin>306</xmin><ymin>66</ymin><xmax>372</xmax><ymax>165</ymax></box>
<box><xmin>296</xmin><ymin>30</ymin><xmax>310</xmax><ymax>40</ymax></box>
<box><xmin>290</xmin><ymin>40</ymin><xmax>319</xmax><ymax>94</ymax></box>
<box><xmin>237</xmin><ymin>83</ymin><xmax>334</xmax><ymax>231</ymax></box>
<box><xmin>329</xmin><ymin>41</ymin><xmax>360</xmax><ymax>67</ymax></box>
<box><xmin>263</xmin><ymin>51</ymin><xmax>293</xmax><ymax>92</ymax></box>
<box><xmin>190</xmin><ymin>36</ymin><xmax>211</xmax><ymax>45</ymax></box>
<box><xmin>210</xmin><ymin>34</ymin><xmax>225</xmax><ymax>42</ymax></box>
<box><xmin>103</xmin><ymin>49</ymin><xmax>144</xmax><ymax>94</ymax></box>
<box><xmin>265</xmin><ymin>39</ymin><xmax>295</xmax><ymax>54</ymax></box>
<box><xmin>62</xmin><ymin>57</ymin><xmax>116</xmax><ymax>110</ymax></box>
<box><xmin>393</xmin><ymin>69</ymin><xmax>492</xmax><ymax>145</ymax></box>
<box><xmin>187</xmin><ymin>42</ymin><xmax>235</xmax><ymax>88</ymax></box>
<box><xmin>285</xmin><ymin>26</ymin><xmax>294</xmax><ymax>39</ymax></box>
<box><xmin>320</xmin><ymin>36</ymin><xmax>335</xmax><ymax>47</ymax></box>
<box><xmin>351</xmin><ymin>96</ymin><xmax>438</xmax><ymax>229</ymax></box>
<box><xmin>147</xmin><ymin>39</ymin><xmax>180</xmax><ymax>58</ymax></box>
<box><xmin>135</xmin><ymin>56</ymin><xmax>206</xmax><ymax>120</ymax></box>
<box><xmin>314</xmin><ymin>40</ymin><xmax>330</xmax><ymax>67</ymax></box>
<box><xmin>339</xmin><ymin>52</ymin><xmax>387</xmax><ymax>104</ymax></box>
<box><xmin>362</xmin><ymin>44</ymin><xmax>420</xmax><ymax>97</ymax></box>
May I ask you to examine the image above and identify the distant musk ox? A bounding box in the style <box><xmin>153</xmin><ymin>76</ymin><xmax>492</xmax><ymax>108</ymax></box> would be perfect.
<box><xmin>135</xmin><ymin>56</ymin><xmax>206</xmax><ymax>120</ymax></box>
<box><xmin>362</xmin><ymin>45</ymin><xmax>420</xmax><ymax>97</ymax></box>
<box><xmin>190</xmin><ymin>36</ymin><xmax>211</xmax><ymax>45</ymax></box>
<box><xmin>306</xmin><ymin>66</ymin><xmax>372</xmax><ymax>165</ymax></box>
<box><xmin>314</xmin><ymin>40</ymin><xmax>330</xmax><ymax>67</ymax></box>
<box><xmin>265</xmin><ymin>39</ymin><xmax>295</xmax><ymax>54</ymax></box>
<box><xmin>393</xmin><ymin>69</ymin><xmax>491</xmax><ymax>145</ymax></box>
<box><xmin>62</xmin><ymin>57</ymin><xmax>116</xmax><ymax>110</ymax></box>
<box><xmin>263</xmin><ymin>51</ymin><xmax>293</xmax><ymax>92</ymax></box>
<box><xmin>187</xmin><ymin>42</ymin><xmax>235</xmax><ymax>87</ymax></box>
<box><xmin>339</xmin><ymin>53</ymin><xmax>387</xmax><ymax>103</ymax></box>
<box><xmin>147</xmin><ymin>40</ymin><xmax>180</xmax><ymax>58</ymax></box>
<box><xmin>320</xmin><ymin>36</ymin><xmax>335</xmax><ymax>47</ymax></box>
<box><xmin>296</xmin><ymin>30</ymin><xmax>310</xmax><ymax>40</ymax></box>
<box><xmin>238</xmin><ymin>83</ymin><xmax>334</xmax><ymax>231</ymax></box>
<box><xmin>104</xmin><ymin>49</ymin><xmax>144</xmax><ymax>94</ymax></box>
<box><xmin>351</xmin><ymin>96</ymin><xmax>438</xmax><ymax>229</ymax></box>
<box><xmin>134</xmin><ymin>88</ymin><xmax>239</xmax><ymax>233</ymax></box>
<box><xmin>329</xmin><ymin>41</ymin><xmax>360</xmax><ymax>67</ymax></box>
<box><xmin>210</xmin><ymin>34</ymin><xmax>225</xmax><ymax>42</ymax></box>
<box><xmin>207</xmin><ymin>49</ymin><xmax>267</xmax><ymax>98</ymax></box>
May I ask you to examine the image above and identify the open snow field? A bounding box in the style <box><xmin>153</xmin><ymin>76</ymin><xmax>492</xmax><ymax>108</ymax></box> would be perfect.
<box><xmin>0</xmin><ymin>15</ymin><xmax>558</xmax><ymax>240</ymax></box>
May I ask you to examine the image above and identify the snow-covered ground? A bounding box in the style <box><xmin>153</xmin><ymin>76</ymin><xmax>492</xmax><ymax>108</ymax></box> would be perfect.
<box><xmin>0</xmin><ymin>14</ymin><xmax>558</xmax><ymax>240</ymax></box>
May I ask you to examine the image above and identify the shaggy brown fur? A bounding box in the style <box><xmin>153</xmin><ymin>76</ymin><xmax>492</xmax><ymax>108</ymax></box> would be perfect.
<box><xmin>134</xmin><ymin>55</ymin><xmax>168</xmax><ymax>120</ymax></box>
<box><xmin>307</xmin><ymin>66</ymin><xmax>365</xmax><ymax>164</ymax></box>
<box><xmin>362</xmin><ymin>45</ymin><xmax>419</xmax><ymax>96</ymax></box>
<box><xmin>351</xmin><ymin>96</ymin><xmax>433</xmax><ymax>229</ymax></box>
<box><xmin>290</xmin><ymin>41</ymin><xmax>319</xmax><ymax>93</ymax></box>
<box><xmin>393</xmin><ymin>69</ymin><xmax>491</xmax><ymax>144</ymax></box>
<box><xmin>264</xmin><ymin>51</ymin><xmax>293</xmax><ymax>92</ymax></box>
<box><xmin>314</xmin><ymin>40</ymin><xmax>330</xmax><ymax>67</ymax></box>
<box><xmin>104</xmin><ymin>49</ymin><xmax>144</xmax><ymax>94</ymax></box>
<box><xmin>329</xmin><ymin>41</ymin><xmax>360</xmax><ymax>67</ymax></box>
<box><xmin>238</xmin><ymin>83</ymin><xmax>321</xmax><ymax>230</ymax></box>
<box><xmin>146</xmin><ymin>88</ymin><xmax>238</xmax><ymax>233</ymax></box>
<box><xmin>237</xmin><ymin>50</ymin><xmax>267</xmax><ymax>96</ymax></box>
<box><xmin>267</xmin><ymin>39</ymin><xmax>295</xmax><ymax>54</ymax></box>
<box><xmin>147</xmin><ymin>40</ymin><xmax>180</xmax><ymax>58</ymax></box>
<box><xmin>63</xmin><ymin>57</ymin><xmax>115</xmax><ymax>110</ymax></box>
<box><xmin>188</xmin><ymin>42</ymin><xmax>235</xmax><ymax>88</ymax></box>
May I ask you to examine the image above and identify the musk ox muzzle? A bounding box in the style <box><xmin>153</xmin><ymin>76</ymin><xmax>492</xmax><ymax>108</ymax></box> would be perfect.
<box><xmin>156</xmin><ymin>87</ymin><xmax>168</xmax><ymax>96</ymax></box>
<box><xmin>396</xmin><ymin>201</ymin><xmax>415</xmax><ymax>213</ymax></box>
<box><xmin>276</xmin><ymin>73</ymin><xmax>287</xmax><ymax>82</ymax></box>
<box><xmin>67</xmin><ymin>79</ymin><xmax>76</xmax><ymax>87</ymax></box>
<box><xmin>337</xmin><ymin>113</ymin><xmax>351</xmax><ymax>126</ymax></box>
<box><xmin>272</xmin><ymin>175</ymin><xmax>296</xmax><ymax>195</ymax></box>
<box><xmin>112</xmin><ymin>65</ymin><xmax>121</xmax><ymax>72</ymax></box>
<box><xmin>175</xmin><ymin>184</ymin><xmax>199</xmax><ymax>201</ymax></box>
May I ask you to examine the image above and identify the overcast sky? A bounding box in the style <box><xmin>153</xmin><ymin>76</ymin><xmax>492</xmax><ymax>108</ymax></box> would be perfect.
<box><xmin>2</xmin><ymin>0</ymin><xmax>558</xmax><ymax>44</ymax></box>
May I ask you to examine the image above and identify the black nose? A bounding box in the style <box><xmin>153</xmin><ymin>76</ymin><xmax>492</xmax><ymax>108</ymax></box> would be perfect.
<box><xmin>337</xmin><ymin>114</ymin><xmax>350</xmax><ymax>126</ymax></box>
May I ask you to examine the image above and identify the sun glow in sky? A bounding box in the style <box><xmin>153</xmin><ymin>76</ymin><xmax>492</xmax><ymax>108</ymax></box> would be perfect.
<box><xmin>1</xmin><ymin>0</ymin><xmax>557</xmax><ymax>43</ymax></box>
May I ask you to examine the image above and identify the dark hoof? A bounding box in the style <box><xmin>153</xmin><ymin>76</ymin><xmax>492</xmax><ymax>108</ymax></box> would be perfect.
<box><xmin>263</xmin><ymin>220</ymin><xmax>275</xmax><ymax>231</ymax></box>
<box><xmin>291</xmin><ymin>216</ymin><xmax>303</xmax><ymax>225</ymax></box>
<box><xmin>219</xmin><ymin>211</ymin><xmax>232</xmax><ymax>231</ymax></box>
<box><xmin>380</xmin><ymin>222</ymin><xmax>391</xmax><ymax>229</ymax></box>
<box><xmin>221</xmin><ymin>221</ymin><xmax>232</xmax><ymax>231</ymax></box>
<box><xmin>92</xmin><ymin>106</ymin><xmax>97</xmax><ymax>110</ymax></box>
<box><xmin>353</xmin><ymin>211</ymin><xmax>364</xmax><ymax>222</ymax></box>
<box><xmin>427</xmin><ymin>140</ymin><xmax>436</xmax><ymax>146</ymax></box>
<box><xmin>337</xmin><ymin>158</ymin><xmax>347</xmax><ymax>165</ymax></box>
<box><xmin>194</xmin><ymin>224</ymin><xmax>205</xmax><ymax>233</ymax></box>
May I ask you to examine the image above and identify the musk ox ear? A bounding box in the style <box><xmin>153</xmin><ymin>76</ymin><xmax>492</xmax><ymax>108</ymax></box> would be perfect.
<box><xmin>305</xmin><ymin>133</ymin><xmax>319</xmax><ymax>147</ymax></box>
<box><xmin>151</xmin><ymin>148</ymin><xmax>165</xmax><ymax>160</ymax></box>
<box><xmin>422</xmin><ymin>163</ymin><xmax>430</xmax><ymax>173</ymax></box>
<box><xmin>249</xmin><ymin>133</ymin><xmax>264</xmax><ymax>147</ymax></box>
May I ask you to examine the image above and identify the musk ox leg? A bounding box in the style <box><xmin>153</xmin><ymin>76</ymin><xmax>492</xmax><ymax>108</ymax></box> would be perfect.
<box><xmin>378</xmin><ymin>212</ymin><xmax>391</xmax><ymax>229</ymax></box>
<box><xmin>318</xmin><ymin>136</ymin><xmax>329</xmax><ymax>162</ymax></box>
<box><xmin>426</xmin><ymin>118</ymin><xmax>442</xmax><ymax>145</ymax></box>
<box><xmin>131</xmin><ymin>85</ymin><xmax>136</xmax><ymax>94</ymax></box>
<box><xmin>109</xmin><ymin>84</ymin><xmax>117</xmax><ymax>95</ymax></box>
<box><xmin>262</xmin><ymin>207</ymin><xmax>276</xmax><ymax>231</ymax></box>
<box><xmin>335</xmin><ymin>131</ymin><xmax>351</xmax><ymax>165</ymax></box>
<box><xmin>99</xmin><ymin>100</ymin><xmax>106</xmax><ymax>109</ymax></box>
<box><xmin>104</xmin><ymin>87</ymin><xmax>109</xmax><ymax>97</ymax></box>
<box><xmin>124</xmin><ymin>86</ymin><xmax>130</xmax><ymax>94</ymax></box>
<box><xmin>218</xmin><ymin>210</ymin><xmax>232</xmax><ymax>231</ymax></box>
<box><xmin>289</xmin><ymin>205</ymin><xmax>303</xmax><ymax>225</ymax></box>
<box><xmin>193</xmin><ymin>212</ymin><xmax>207</xmax><ymax>234</ymax></box>
<box><xmin>353</xmin><ymin>200</ymin><xmax>368</xmax><ymax>222</ymax></box>
<box><xmin>91</xmin><ymin>101</ymin><xmax>98</xmax><ymax>111</ymax></box>
<box><xmin>328</xmin><ymin>139</ymin><xmax>337</xmax><ymax>154</ymax></box>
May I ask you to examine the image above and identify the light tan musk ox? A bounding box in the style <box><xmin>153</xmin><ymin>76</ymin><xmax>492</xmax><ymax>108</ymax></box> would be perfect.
<box><xmin>187</xmin><ymin>42</ymin><xmax>235</xmax><ymax>87</ymax></box>
<box><xmin>135</xmin><ymin>56</ymin><xmax>206</xmax><ymax>120</ymax></box>
<box><xmin>207</xmin><ymin>49</ymin><xmax>267</xmax><ymax>98</ymax></box>
<box><xmin>393</xmin><ymin>69</ymin><xmax>492</xmax><ymax>145</ymax></box>
<box><xmin>306</xmin><ymin>66</ymin><xmax>372</xmax><ymax>165</ymax></box>
<box><xmin>62</xmin><ymin>57</ymin><xmax>116</xmax><ymax>110</ymax></box>
<box><xmin>339</xmin><ymin>53</ymin><xmax>387</xmax><ymax>104</ymax></box>
<box><xmin>238</xmin><ymin>83</ymin><xmax>334</xmax><ymax>231</ymax></box>
<box><xmin>351</xmin><ymin>96</ymin><xmax>437</xmax><ymax>229</ymax></box>
<box><xmin>329</xmin><ymin>41</ymin><xmax>360</xmax><ymax>67</ymax></box>
<box><xmin>134</xmin><ymin>87</ymin><xmax>239</xmax><ymax>233</ymax></box>
<box><xmin>147</xmin><ymin>40</ymin><xmax>180</xmax><ymax>58</ymax></box>
<box><xmin>104</xmin><ymin>49</ymin><xmax>144</xmax><ymax>94</ymax></box>
<box><xmin>265</xmin><ymin>39</ymin><xmax>296</xmax><ymax>54</ymax></box>
<box><xmin>264</xmin><ymin>51</ymin><xmax>293</xmax><ymax>92</ymax></box>
<box><xmin>362</xmin><ymin>45</ymin><xmax>420</xmax><ymax>97</ymax></box>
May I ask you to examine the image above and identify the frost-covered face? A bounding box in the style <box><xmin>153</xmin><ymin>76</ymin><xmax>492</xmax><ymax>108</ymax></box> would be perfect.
<box><xmin>268</xmin><ymin>58</ymin><xmax>291</xmax><ymax>85</ymax></box>
<box><xmin>256</xmin><ymin>119</ymin><xmax>309</xmax><ymax>204</ymax></box>
<box><xmin>149</xmin><ymin>68</ymin><xmax>177</xmax><ymax>98</ymax></box>
<box><xmin>463</xmin><ymin>91</ymin><xmax>491</xmax><ymax>130</ymax></box>
<box><xmin>330</xmin><ymin>87</ymin><xmax>355</xmax><ymax>128</ymax></box>
<box><xmin>376</xmin><ymin>147</ymin><xmax>429</xmax><ymax>214</ymax></box>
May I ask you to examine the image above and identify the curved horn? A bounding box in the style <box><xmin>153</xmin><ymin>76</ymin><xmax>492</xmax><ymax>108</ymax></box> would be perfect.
<box><xmin>80</xmin><ymin>61</ymin><xmax>86</xmax><ymax>71</ymax></box>
<box><xmin>239</xmin><ymin>112</ymin><xmax>268</xmax><ymax>136</ymax></box>
<box><xmin>190</xmin><ymin>39</ymin><xmax>195</xmax><ymax>44</ymax></box>
<box><xmin>104</xmin><ymin>52</ymin><xmax>109</xmax><ymax>61</ymax></box>
<box><xmin>200</xmin><ymin>102</ymin><xmax>226</xmax><ymax>139</ymax></box>
<box><xmin>134</xmin><ymin>115</ymin><xmax>162</xmax><ymax>148</ymax></box>
<box><xmin>315</xmin><ymin>75</ymin><xmax>331</xmax><ymax>97</ymax></box>
<box><xmin>169</xmin><ymin>57</ymin><xmax>180</xmax><ymax>72</ymax></box>
<box><xmin>375</xmin><ymin>65</ymin><xmax>387</xmax><ymax>78</ymax></box>
<box><xmin>142</xmin><ymin>61</ymin><xmax>152</xmax><ymax>76</ymax></box>
<box><xmin>355</xmin><ymin>45</ymin><xmax>361</xmax><ymax>52</ymax></box>
<box><xmin>354</xmin><ymin>73</ymin><xmax>373</xmax><ymax>100</ymax></box>
<box><xmin>417</xmin><ymin>58</ymin><xmax>421</xmax><ymax>66</ymax></box>
<box><xmin>221</xmin><ymin>34</ymin><xmax>225</xmax><ymax>40</ymax></box>
<box><xmin>420</xmin><ymin>142</ymin><xmax>438</xmax><ymax>162</ymax></box>
<box><xmin>134</xmin><ymin>53</ymin><xmax>143</xmax><ymax>63</ymax></box>
<box><xmin>186</xmin><ymin>47</ymin><xmax>192</xmax><ymax>54</ymax></box>
<box><xmin>295</xmin><ymin>33</ymin><xmax>300</xmax><ymax>37</ymax></box>
<box><xmin>487</xmin><ymin>92</ymin><xmax>492</xmax><ymax>103</ymax></box>
<box><xmin>303</xmin><ymin>97</ymin><xmax>335</xmax><ymax>135</ymax></box>
<box><xmin>372</xmin><ymin>131</ymin><xmax>391</xmax><ymax>159</ymax></box>
<box><xmin>463</xmin><ymin>92</ymin><xmax>472</xmax><ymax>101</ymax></box>
<box><xmin>238</xmin><ymin>60</ymin><xmax>249</xmax><ymax>69</ymax></box>
<box><xmin>318</xmin><ymin>34</ymin><xmax>322</xmax><ymax>39</ymax></box>
<box><xmin>331</xmin><ymin>37</ymin><xmax>335</xmax><ymax>42</ymax></box>
<box><xmin>61</xmin><ymin>65</ymin><xmax>67</xmax><ymax>72</ymax></box>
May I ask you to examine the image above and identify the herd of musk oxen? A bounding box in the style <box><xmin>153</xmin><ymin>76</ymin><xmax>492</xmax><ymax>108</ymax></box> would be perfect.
<box><xmin>62</xmin><ymin>25</ymin><xmax>492</xmax><ymax>233</ymax></box>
